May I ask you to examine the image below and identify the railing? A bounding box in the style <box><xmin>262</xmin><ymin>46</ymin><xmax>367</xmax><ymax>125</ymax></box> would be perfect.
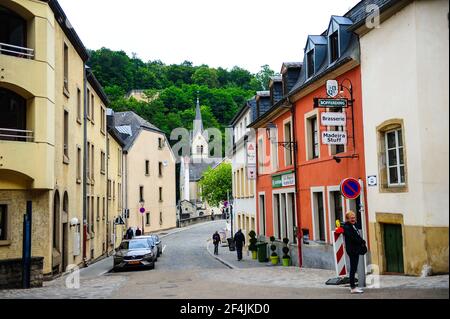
<box><xmin>0</xmin><ymin>42</ymin><xmax>34</xmax><ymax>59</ymax></box>
<box><xmin>0</xmin><ymin>128</ymin><xmax>34</xmax><ymax>142</ymax></box>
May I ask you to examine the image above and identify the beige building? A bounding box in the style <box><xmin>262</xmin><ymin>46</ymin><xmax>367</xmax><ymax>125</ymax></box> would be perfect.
<box><xmin>110</xmin><ymin>111</ymin><xmax>177</xmax><ymax>234</ymax></box>
<box><xmin>0</xmin><ymin>0</ymin><xmax>123</xmax><ymax>277</ymax></box>
<box><xmin>355</xmin><ymin>0</ymin><xmax>449</xmax><ymax>275</ymax></box>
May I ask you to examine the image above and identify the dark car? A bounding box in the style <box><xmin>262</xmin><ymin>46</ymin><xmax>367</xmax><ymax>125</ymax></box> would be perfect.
<box><xmin>137</xmin><ymin>235</ymin><xmax>162</xmax><ymax>257</ymax></box>
<box><xmin>113</xmin><ymin>238</ymin><xmax>156</xmax><ymax>271</ymax></box>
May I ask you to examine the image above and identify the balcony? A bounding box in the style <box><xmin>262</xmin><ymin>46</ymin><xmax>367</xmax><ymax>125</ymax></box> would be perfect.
<box><xmin>0</xmin><ymin>128</ymin><xmax>34</xmax><ymax>142</ymax></box>
<box><xmin>0</xmin><ymin>42</ymin><xmax>34</xmax><ymax>59</ymax></box>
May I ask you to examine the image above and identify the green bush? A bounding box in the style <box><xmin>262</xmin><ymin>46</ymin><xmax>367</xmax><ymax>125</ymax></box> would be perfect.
<box><xmin>282</xmin><ymin>238</ymin><xmax>290</xmax><ymax>259</ymax></box>
<box><xmin>248</xmin><ymin>230</ymin><xmax>257</xmax><ymax>251</ymax></box>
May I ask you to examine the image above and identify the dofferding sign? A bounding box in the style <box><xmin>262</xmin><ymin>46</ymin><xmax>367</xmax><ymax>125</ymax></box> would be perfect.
<box><xmin>314</xmin><ymin>98</ymin><xmax>348</xmax><ymax>108</ymax></box>
<box><xmin>322</xmin><ymin>131</ymin><xmax>347</xmax><ymax>145</ymax></box>
<box><xmin>321</xmin><ymin>112</ymin><xmax>346</xmax><ymax>126</ymax></box>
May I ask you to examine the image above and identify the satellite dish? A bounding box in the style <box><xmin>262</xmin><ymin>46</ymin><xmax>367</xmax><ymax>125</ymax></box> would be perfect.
<box><xmin>162</xmin><ymin>161</ymin><xmax>169</xmax><ymax>167</ymax></box>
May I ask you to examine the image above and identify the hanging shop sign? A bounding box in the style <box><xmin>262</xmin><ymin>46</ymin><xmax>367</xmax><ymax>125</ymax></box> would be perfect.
<box><xmin>247</xmin><ymin>166</ymin><xmax>257</xmax><ymax>180</ymax></box>
<box><xmin>272</xmin><ymin>171</ymin><xmax>295</xmax><ymax>188</ymax></box>
<box><xmin>314</xmin><ymin>98</ymin><xmax>348</xmax><ymax>108</ymax></box>
<box><xmin>321</xmin><ymin>112</ymin><xmax>346</xmax><ymax>126</ymax></box>
<box><xmin>322</xmin><ymin>131</ymin><xmax>347</xmax><ymax>145</ymax></box>
<box><xmin>326</xmin><ymin>80</ymin><xmax>339</xmax><ymax>97</ymax></box>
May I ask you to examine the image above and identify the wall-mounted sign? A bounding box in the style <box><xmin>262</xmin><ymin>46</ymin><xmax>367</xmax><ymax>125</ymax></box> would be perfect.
<box><xmin>272</xmin><ymin>171</ymin><xmax>295</xmax><ymax>188</ymax></box>
<box><xmin>322</xmin><ymin>131</ymin><xmax>347</xmax><ymax>145</ymax></box>
<box><xmin>321</xmin><ymin>112</ymin><xmax>346</xmax><ymax>126</ymax></box>
<box><xmin>247</xmin><ymin>166</ymin><xmax>257</xmax><ymax>180</ymax></box>
<box><xmin>326</xmin><ymin>80</ymin><xmax>339</xmax><ymax>97</ymax></box>
<box><xmin>246</xmin><ymin>142</ymin><xmax>256</xmax><ymax>165</ymax></box>
<box><xmin>314</xmin><ymin>98</ymin><xmax>348</xmax><ymax>108</ymax></box>
<box><xmin>367</xmin><ymin>175</ymin><xmax>377</xmax><ymax>186</ymax></box>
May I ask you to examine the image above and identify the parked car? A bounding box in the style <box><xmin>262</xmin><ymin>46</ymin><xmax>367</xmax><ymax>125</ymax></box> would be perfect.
<box><xmin>113</xmin><ymin>238</ymin><xmax>156</xmax><ymax>271</ymax></box>
<box><xmin>137</xmin><ymin>235</ymin><xmax>162</xmax><ymax>257</ymax></box>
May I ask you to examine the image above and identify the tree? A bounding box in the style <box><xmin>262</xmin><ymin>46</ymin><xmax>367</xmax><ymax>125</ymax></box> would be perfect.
<box><xmin>191</xmin><ymin>66</ymin><xmax>219</xmax><ymax>88</ymax></box>
<box><xmin>199</xmin><ymin>162</ymin><xmax>232</xmax><ymax>207</ymax></box>
<box><xmin>255</xmin><ymin>64</ymin><xmax>276</xmax><ymax>91</ymax></box>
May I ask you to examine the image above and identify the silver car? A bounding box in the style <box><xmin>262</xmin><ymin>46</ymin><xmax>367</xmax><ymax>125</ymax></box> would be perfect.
<box><xmin>135</xmin><ymin>235</ymin><xmax>161</xmax><ymax>258</ymax></box>
<box><xmin>113</xmin><ymin>238</ymin><xmax>156</xmax><ymax>270</ymax></box>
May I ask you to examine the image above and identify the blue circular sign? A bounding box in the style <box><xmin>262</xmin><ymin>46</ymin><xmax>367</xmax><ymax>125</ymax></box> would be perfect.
<box><xmin>340</xmin><ymin>178</ymin><xmax>361</xmax><ymax>199</ymax></box>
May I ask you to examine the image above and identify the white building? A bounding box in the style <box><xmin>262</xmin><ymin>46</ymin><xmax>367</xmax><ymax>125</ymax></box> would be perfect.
<box><xmin>230</xmin><ymin>98</ymin><xmax>258</xmax><ymax>243</ymax></box>
<box><xmin>355</xmin><ymin>0</ymin><xmax>449</xmax><ymax>275</ymax></box>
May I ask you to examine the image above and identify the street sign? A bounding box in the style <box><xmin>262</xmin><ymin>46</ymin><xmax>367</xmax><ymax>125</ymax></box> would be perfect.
<box><xmin>367</xmin><ymin>175</ymin><xmax>377</xmax><ymax>186</ymax></box>
<box><xmin>326</xmin><ymin>80</ymin><xmax>339</xmax><ymax>97</ymax></box>
<box><xmin>321</xmin><ymin>112</ymin><xmax>346</xmax><ymax>126</ymax></box>
<box><xmin>340</xmin><ymin>178</ymin><xmax>361</xmax><ymax>199</ymax></box>
<box><xmin>314</xmin><ymin>98</ymin><xmax>348</xmax><ymax>108</ymax></box>
<box><xmin>114</xmin><ymin>216</ymin><xmax>125</xmax><ymax>225</ymax></box>
<box><xmin>246</xmin><ymin>142</ymin><xmax>256</xmax><ymax>165</ymax></box>
<box><xmin>247</xmin><ymin>166</ymin><xmax>257</xmax><ymax>180</ymax></box>
<box><xmin>322</xmin><ymin>131</ymin><xmax>347</xmax><ymax>145</ymax></box>
<box><xmin>139</xmin><ymin>207</ymin><xmax>146</xmax><ymax>214</ymax></box>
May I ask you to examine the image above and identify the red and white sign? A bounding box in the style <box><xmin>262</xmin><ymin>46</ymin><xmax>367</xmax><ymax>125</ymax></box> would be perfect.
<box><xmin>332</xmin><ymin>230</ymin><xmax>348</xmax><ymax>277</ymax></box>
<box><xmin>340</xmin><ymin>178</ymin><xmax>361</xmax><ymax>199</ymax></box>
<box><xmin>247</xmin><ymin>166</ymin><xmax>257</xmax><ymax>180</ymax></box>
<box><xmin>246</xmin><ymin>142</ymin><xmax>256</xmax><ymax>165</ymax></box>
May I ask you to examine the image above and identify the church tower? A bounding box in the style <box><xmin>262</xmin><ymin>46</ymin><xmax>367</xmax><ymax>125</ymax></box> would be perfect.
<box><xmin>191</xmin><ymin>92</ymin><xmax>209</xmax><ymax>161</ymax></box>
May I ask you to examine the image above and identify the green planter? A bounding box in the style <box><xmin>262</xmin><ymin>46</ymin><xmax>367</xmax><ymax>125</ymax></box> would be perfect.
<box><xmin>251</xmin><ymin>251</ymin><xmax>257</xmax><ymax>260</ymax></box>
<box><xmin>270</xmin><ymin>255</ymin><xmax>279</xmax><ymax>265</ymax></box>
<box><xmin>282</xmin><ymin>258</ymin><xmax>290</xmax><ymax>267</ymax></box>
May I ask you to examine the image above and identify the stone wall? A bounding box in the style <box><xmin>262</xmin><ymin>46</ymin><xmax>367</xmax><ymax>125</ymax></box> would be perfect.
<box><xmin>0</xmin><ymin>257</ymin><xmax>44</xmax><ymax>289</ymax></box>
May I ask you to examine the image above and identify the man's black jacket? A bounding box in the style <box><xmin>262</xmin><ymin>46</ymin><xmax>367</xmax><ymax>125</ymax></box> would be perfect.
<box><xmin>343</xmin><ymin>222</ymin><xmax>365</xmax><ymax>256</ymax></box>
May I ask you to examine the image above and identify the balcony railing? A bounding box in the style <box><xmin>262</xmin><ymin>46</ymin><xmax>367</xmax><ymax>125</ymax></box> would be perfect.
<box><xmin>0</xmin><ymin>42</ymin><xmax>34</xmax><ymax>59</ymax></box>
<box><xmin>0</xmin><ymin>128</ymin><xmax>34</xmax><ymax>142</ymax></box>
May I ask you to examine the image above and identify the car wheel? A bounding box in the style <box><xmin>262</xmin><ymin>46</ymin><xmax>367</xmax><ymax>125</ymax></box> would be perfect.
<box><xmin>149</xmin><ymin>262</ymin><xmax>155</xmax><ymax>270</ymax></box>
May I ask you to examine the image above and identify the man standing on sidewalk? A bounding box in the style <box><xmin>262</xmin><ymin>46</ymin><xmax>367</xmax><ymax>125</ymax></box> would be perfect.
<box><xmin>212</xmin><ymin>231</ymin><xmax>221</xmax><ymax>255</ymax></box>
<box><xmin>233</xmin><ymin>229</ymin><xmax>245</xmax><ymax>261</ymax></box>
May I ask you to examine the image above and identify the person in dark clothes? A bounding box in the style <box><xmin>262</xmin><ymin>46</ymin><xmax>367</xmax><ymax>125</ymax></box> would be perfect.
<box><xmin>125</xmin><ymin>227</ymin><xmax>134</xmax><ymax>240</ymax></box>
<box><xmin>135</xmin><ymin>227</ymin><xmax>142</xmax><ymax>236</ymax></box>
<box><xmin>343</xmin><ymin>211</ymin><xmax>366</xmax><ymax>294</ymax></box>
<box><xmin>212</xmin><ymin>231</ymin><xmax>221</xmax><ymax>255</ymax></box>
<box><xmin>233</xmin><ymin>229</ymin><xmax>245</xmax><ymax>261</ymax></box>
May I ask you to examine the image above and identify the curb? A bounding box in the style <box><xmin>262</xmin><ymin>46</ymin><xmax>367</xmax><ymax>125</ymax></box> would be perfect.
<box><xmin>206</xmin><ymin>239</ymin><xmax>236</xmax><ymax>269</ymax></box>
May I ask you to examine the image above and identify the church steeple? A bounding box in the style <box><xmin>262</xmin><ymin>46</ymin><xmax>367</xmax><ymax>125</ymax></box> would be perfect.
<box><xmin>193</xmin><ymin>91</ymin><xmax>203</xmax><ymax>136</ymax></box>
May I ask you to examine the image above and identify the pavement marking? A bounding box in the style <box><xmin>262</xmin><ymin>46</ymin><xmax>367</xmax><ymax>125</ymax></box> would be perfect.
<box><xmin>206</xmin><ymin>240</ymin><xmax>235</xmax><ymax>269</ymax></box>
<box><xmin>162</xmin><ymin>245</ymin><xmax>167</xmax><ymax>253</ymax></box>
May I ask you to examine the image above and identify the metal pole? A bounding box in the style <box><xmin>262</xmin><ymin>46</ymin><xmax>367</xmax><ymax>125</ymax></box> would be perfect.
<box><xmin>22</xmin><ymin>201</ymin><xmax>32</xmax><ymax>289</ymax></box>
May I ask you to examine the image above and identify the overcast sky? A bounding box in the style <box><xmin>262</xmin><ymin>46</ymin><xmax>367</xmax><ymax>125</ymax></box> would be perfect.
<box><xmin>58</xmin><ymin>0</ymin><xmax>359</xmax><ymax>74</ymax></box>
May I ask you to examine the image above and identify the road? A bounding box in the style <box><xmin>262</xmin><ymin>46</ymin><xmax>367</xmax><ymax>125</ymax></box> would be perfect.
<box><xmin>0</xmin><ymin>220</ymin><xmax>447</xmax><ymax>299</ymax></box>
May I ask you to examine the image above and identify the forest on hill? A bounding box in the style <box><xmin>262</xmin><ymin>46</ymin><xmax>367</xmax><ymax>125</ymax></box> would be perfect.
<box><xmin>87</xmin><ymin>48</ymin><xmax>276</xmax><ymax>136</ymax></box>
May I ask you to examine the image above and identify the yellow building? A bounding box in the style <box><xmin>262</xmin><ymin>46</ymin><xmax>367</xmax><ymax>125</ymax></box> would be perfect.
<box><xmin>0</xmin><ymin>0</ymin><xmax>123</xmax><ymax>278</ymax></box>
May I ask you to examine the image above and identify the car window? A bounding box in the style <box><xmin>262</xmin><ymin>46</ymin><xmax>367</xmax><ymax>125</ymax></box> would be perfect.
<box><xmin>119</xmin><ymin>242</ymin><xmax>129</xmax><ymax>250</ymax></box>
<box><xmin>128</xmin><ymin>239</ymin><xmax>150</xmax><ymax>249</ymax></box>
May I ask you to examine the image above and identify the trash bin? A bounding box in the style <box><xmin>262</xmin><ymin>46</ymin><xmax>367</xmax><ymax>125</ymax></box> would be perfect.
<box><xmin>227</xmin><ymin>238</ymin><xmax>236</xmax><ymax>251</ymax></box>
<box><xmin>256</xmin><ymin>242</ymin><xmax>268</xmax><ymax>262</ymax></box>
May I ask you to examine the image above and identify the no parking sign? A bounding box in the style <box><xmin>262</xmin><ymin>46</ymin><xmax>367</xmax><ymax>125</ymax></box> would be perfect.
<box><xmin>340</xmin><ymin>178</ymin><xmax>361</xmax><ymax>199</ymax></box>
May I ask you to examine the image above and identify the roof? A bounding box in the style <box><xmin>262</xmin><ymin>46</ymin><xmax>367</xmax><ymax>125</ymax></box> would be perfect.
<box><xmin>344</xmin><ymin>0</ymin><xmax>399</xmax><ymax>30</ymax></box>
<box><xmin>111</xmin><ymin>111</ymin><xmax>163</xmax><ymax>151</ymax></box>
<box><xmin>87</xmin><ymin>68</ymin><xmax>109</xmax><ymax>106</ymax></box>
<box><xmin>188</xmin><ymin>158</ymin><xmax>223</xmax><ymax>182</ymax></box>
<box><xmin>40</xmin><ymin>0</ymin><xmax>89</xmax><ymax>61</ymax></box>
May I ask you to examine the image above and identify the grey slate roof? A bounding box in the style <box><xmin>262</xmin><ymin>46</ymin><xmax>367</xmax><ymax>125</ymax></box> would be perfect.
<box><xmin>111</xmin><ymin>111</ymin><xmax>163</xmax><ymax>151</ymax></box>
<box><xmin>188</xmin><ymin>158</ymin><xmax>223</xmax><ymax>182</ymax></box>
<box><xmin>345</xmin><ymin>0</ymin><xmax>396</xmax><ymax>28</ymax></box>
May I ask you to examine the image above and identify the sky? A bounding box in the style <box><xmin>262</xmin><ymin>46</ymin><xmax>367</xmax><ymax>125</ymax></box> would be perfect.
<box><xmin>58</xmin><ymin>0</ymin><xmax>359</xmax><ymax>74</ymax></box>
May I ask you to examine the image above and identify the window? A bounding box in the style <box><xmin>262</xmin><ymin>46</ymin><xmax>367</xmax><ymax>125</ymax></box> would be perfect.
<box><xmin>329</xmin><ymin>190</ymin><xmax>344</xmax><ymax>228</ymax></box>
<box><xmin>118</xmin><ymin>148</ymin><xmax>122</xmax><ymax>175</ymax></box>
<box><xmin>91</xmin><ymin>144</ymin><xmax>95</xmax><ymax>182</ymax></box>
<box><xmin>258</xmin><ymin>137</ymin><xmax>265</xmax><ymax>174</ymax></box>
<box><xmin>118</xmin><ymin>183</ymin><xmax>122</xmax><ymax>211</ymax></box>
<box><xmin>140</xmin><ymin>186</ymin><xmax>144</xmax><ymax>203</ymax></box>
<box><xmin>63</xmin><ymin>43</ymin><xmax>69</xmax><ymax>93</ymax></box>
<box><xmin>100</xmin><ymin>107</ymin><xmax>106</xmax><ymax>133</ymax></box>
<box><xmin>90</xmin><ymin>94</ymin><xmax>95</xmax><ymax>122</ymax></box>
<box><xmin>145</xmin><ymin>160</ymin><xmax>150</xmax><ymax>176</ymax></box>
<box><xmin>0</xmin><ymin>205</ymin><xmax>7</xmax><ymax>241</ymax></box>
<box><xmin>146</xmin><ymin>213</ymin><xmax>150</xmax><ymax>225</ymax></box>
<box><xmin>91</xmin><ymin>196</ymin><xmax>95</xmax><ymax>233</ymax></box>
<box><xmin>386</xmin><ymin>129</ymin><xmax>405</xmax><ymax>186</ymax></box>
<box><xmin>284</xmin><ymin>121</ymin><xmax>293</xmax><ymax>166</ymax></box>
<box><xmin>307</xmin><ymin>115</ymin><xmax>319</xmax><ymax>160</ymax></box>
<box><xmin>101</xmin><ymin>151</ymin><xmax>106</xmax><ymax>174</ymax></box>
<box><xmin>159</xmin><ymin>187</ymin><xmax>163</xmax><ymax>202</ymax></box>
<box><xmin>0</xmin><ymin>88</ymin><xmax>27</xmax><ymax>141</ymax></box>
<box><xmin>86</xmin><ymin>89</ymin><xmax>91</xmax><ymax>120</ymax></box>
<box><xmin>312</xmin><ymin>192</ymin><xmax>325</xmax><ymax>241</ymax></box>
<box><xmin>273</xmin><ymin>194</ymin><xmax>281</xmax><ymax>240</ymax></box>
<box><xmin>107</xmin><ymin>179</ymin><xmax>111</xmax><ymax>200</ymax></box>
<box><xmin>86</xmin><ymin>142</ymin><xmax>90</xmax><ymax>182</ymax></box>
<box><xmin>259</xmin><ymin>194</ymin><xmax>266</xmax><ymax>236</ymax></box>
<box><xmin>307</xmin><ymin>49</ymin><xmax>315</xmax><ymax>78</ymax></box>
<box><xmin>329</xmin><ymin>31</ymin><xmax>339</xmax><ymax>63</ymax></box>
<box><xmin>63</xmin><ymin>110</ymin><xmax>69</xmax><ymax>162</ymax></box>
<box><xmin>0</xmin><ymin>6</ymin><xmax>27</xmax><ymax>54</ymax></box>
<box><xmin>86</xmin><ymin>196</ymin><xmax>90</xmax><ymax>234</ymax></box>
<box><xmin>159</xmin><ymin>162</ymin><xmax>163</xmax><ymax>177</ymax></box>
<box><xmin>113</xmin><ymin>181</ymin><xmax>115</xmax><ymax>200</ymax></box>
<box><xmin>160</xmin><ymin>212</ymin><xmax>163</xmax><ymax>225</ymax></box>
<box><xmin>97</xmin><ymin>197</ymin><xmax>100</xmax><ymax>222</ymax></box>
<box><xmin>158</xmin><ymin>137</ymin><xmax>163</xmax><ymax>149</ymax></box>
<box><xmin>270</xmin><ymin>130</ymin><xmax>279</xmax><ymax>171</ymax></box>
<box><xmin>102</xmin><ymin>197</ymin><xmax>106</xmax><ymax>220</ymax></box>
<box><xmin>77</xmin><ymin>88</ymin><xmax>82</xmax><ymax>123</ymax></box>
<box><xmin>76</xmin><ymin>146</ymin><xmax>82</xmax><ymax>183</ymax></box>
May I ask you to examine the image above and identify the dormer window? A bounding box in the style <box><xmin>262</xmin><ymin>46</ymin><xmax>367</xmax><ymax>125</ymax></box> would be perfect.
<box><xmin>307</xmin><ymin>49</ymin><xmax>315</xmax><ymax>78</ymax></box>
<box><xmin>329</xmin><ymin>31</ymin><xmax>339</xmax><ymax>63</ymax></box>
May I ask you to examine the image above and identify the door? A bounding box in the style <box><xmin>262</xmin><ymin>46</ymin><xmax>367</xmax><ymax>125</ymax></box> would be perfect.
<box><xmin>383</xmin><ymin>223</ymin><xmax>404</xmax><ymax>273</ymax></box>
<box><xmin>62</xmin><ymin>223</ymin><xmax>68</xmax><ymax>272</ymax></box>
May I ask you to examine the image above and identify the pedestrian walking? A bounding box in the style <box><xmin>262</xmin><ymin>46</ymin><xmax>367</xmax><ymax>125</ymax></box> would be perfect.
<box><xmin>135</xmin><ymin>227</ymin><xmax>142</xmax><ymax>236</ymax></box>
<box><xmin>233</xmin><ymin>229</ymin><xmax>245</xmax><ymax>261</ymax></box>
<box><xmin>125</xmin><ymin>227</ymin><xmax>134</xmax><ymax>240</ymax></box>
<box><xmin>343</xmin><ymin>211</ymin><xmax>367</xmax><ymax>294</ymax></box>
<box><xmin>212</xmin><ymin>231</ymin><xmax>221</xmax><ymax>255</ymax></box>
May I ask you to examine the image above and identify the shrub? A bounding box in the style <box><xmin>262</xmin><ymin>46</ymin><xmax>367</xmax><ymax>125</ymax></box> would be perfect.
<box><xmin>248</xmin><ymin>230</ymin><xmax>257</xmax><ymax>252</ymax></box>
<box><xmin>270</xmin><ymin>244</ymin><xmax>277</xmax><ymax>257</ymax></box>
<box><xmin>282</xmin><ymin>238</ymin><xmax>290</xmax><ymax>259</ymax></box>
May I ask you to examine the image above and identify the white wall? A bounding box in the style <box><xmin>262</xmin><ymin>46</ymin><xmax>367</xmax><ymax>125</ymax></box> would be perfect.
<box><xmin>360</xmin><ymin>0</ymin><xmax>449</xmax><ymax>227</ymax></box>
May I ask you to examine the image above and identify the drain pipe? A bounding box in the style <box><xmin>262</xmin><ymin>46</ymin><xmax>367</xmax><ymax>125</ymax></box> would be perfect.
<box><xmin>82</xmin><ymin>65</ymin><xmax>89</xmax><ymax>266</ymax></box>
